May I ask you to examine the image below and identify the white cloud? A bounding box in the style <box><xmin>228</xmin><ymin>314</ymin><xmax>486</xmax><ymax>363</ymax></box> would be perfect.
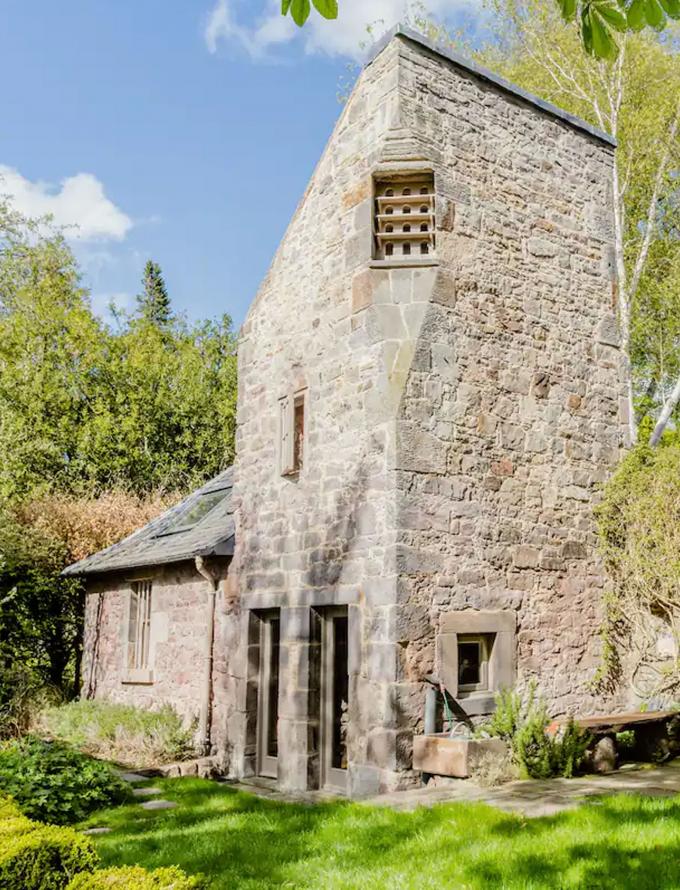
<box><xmin>0</xmin><ymin>166</ymin><xmax>133</xmax><ymax>242</ymax></box>
<box><xmin>204</xmin><ymin>0</ymin><xmax>484</xmax><ymax>60</ymax></box>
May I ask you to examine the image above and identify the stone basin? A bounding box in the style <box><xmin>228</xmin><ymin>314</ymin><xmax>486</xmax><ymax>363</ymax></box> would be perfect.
<box><xmin>412</xmin><ymin>733</ymin><xmax>507</xmax><ymax>778</ymax></box>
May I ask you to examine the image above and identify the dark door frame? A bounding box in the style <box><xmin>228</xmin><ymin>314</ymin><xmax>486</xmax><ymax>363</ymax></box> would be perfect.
<box><xmin>319</xmin><ymin>605</ymin><xmax>349</xmax><ymax>792</ymax></box>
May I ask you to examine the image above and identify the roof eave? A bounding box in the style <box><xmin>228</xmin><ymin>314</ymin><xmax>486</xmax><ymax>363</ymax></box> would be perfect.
<box><xmin>61</xmin><ymin>536</ymin><xmax>235</xmax><ymax>579</ymax></box>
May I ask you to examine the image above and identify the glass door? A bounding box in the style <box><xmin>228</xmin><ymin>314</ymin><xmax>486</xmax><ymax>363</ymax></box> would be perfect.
<box><xmin>256</xmin><ymin>612</ymin><xmax>280</xmax><ymax>778</ymax></box>
<box><xmin>321</xmin><ymin>607</ymin><xmax>349</xmax><ymax>790</ymax></box>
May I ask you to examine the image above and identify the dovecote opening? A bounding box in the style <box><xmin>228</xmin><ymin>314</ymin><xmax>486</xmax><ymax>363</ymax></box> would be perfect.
<box><xmin>374</xmin><ymin>172</ymin><xmax>435</xmax><ymax>261</ymax></box>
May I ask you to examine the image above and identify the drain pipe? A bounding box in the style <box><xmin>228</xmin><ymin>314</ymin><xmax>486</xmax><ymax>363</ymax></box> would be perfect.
<box><xmin>424</xmin><ymin>674</ymin><xmax>439</xmax><ymax>735</ymax></box>
<box><xmin>195</xmin><ymin>556</ymin><xmax>219</xmax><ymax>757</ymax></box>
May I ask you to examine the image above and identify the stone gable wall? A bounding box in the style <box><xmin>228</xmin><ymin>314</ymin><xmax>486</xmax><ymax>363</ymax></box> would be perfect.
<box><xmin>227</xmin><ymin>34</ymin><xmax>628</xmax><ymax>795</ymax></box>
<box><xmin>229</xmin><ymin>41</ymin><xmax>411</xmax><ymax>794</ymax></box>
<box><xmin>384</xmin><ymin>39</ymin><xmax>627</xmax><ymax>751</ymax></box>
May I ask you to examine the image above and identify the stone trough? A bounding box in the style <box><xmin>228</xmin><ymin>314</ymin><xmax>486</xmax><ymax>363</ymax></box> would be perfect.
<box><xmin>413</xmin><ymin>733</ymin><xmax>508</xmax><ymax>779</ymax></box>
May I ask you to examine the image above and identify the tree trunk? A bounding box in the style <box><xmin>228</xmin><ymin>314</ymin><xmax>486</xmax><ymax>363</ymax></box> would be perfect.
<box><xmin>649</xmin><ymin>373</ymin><xmax>680</xmax><ymax>447</ymax></box>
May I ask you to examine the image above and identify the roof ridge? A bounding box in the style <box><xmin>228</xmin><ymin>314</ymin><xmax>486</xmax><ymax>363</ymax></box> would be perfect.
<box><xmin>365</xmin><ymin>24</ymin><xmax>616</xmax><ymax>148</ymax></box>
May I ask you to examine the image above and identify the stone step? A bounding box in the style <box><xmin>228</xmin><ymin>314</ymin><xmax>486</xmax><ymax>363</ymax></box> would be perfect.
<box><xmin>132</xmin><ymin>786</ymin><xmax>162</xmax><ymax>797</ymax></box>
<box><xmin>117</xmin><ymin>771</ymin><xmax>149</xmax><ymax>784</ymax></box>
<box><xmin>139</xmin><ymin>799</ymin><xmax>177</xmax><ymax>810</ymax></box>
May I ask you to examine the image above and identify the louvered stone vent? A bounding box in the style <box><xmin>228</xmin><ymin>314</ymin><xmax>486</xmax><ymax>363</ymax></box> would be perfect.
<box><xmin>373</xmin><ymin>173</ymin><xmax>435</xmax><ymax>261</ymax></box>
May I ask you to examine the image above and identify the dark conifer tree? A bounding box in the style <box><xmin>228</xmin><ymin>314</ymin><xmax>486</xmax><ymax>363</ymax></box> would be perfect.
<box><xmin>136</xmin><ymin>259</ymin><xmax>171</xmax><ymax>325</ymax></box>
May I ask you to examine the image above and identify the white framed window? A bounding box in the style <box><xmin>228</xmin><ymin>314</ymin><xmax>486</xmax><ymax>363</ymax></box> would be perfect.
<box><xmin>124</xmin><ymin>580</ymin><xmax>153</xmax><ymax>684</ymax></box>
<box><xmin>279</xmin><ymin>389</ymin><xmax>306</xmax><ymax>477</ymax></box>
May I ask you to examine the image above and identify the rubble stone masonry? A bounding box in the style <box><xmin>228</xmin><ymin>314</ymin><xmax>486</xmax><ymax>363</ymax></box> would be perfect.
<box><xmin>227</xmin><ymin>31</ymin><xmax>628</xmax><ymax>796</ymax></box>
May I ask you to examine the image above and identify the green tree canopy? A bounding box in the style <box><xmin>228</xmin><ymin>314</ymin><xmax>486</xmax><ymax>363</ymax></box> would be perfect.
<box><xmin>0</xmin><ymin>203</ymin><xmax>238</xmax><ymax>501</ymax></box>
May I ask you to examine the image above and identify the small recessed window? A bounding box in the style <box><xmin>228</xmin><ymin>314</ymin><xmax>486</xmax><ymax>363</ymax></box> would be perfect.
<box><xmin>458</xmin><ymin>635</ymin><xmax>492</xmax><ymax>693</ymax></box>
<box><xmin>403</xmin><ymin>224</ymin><xmax>411</xmax><ymax>233</ymax></box>
<box><xmin>385</xmin><ymin>243</ymin><xmax>394</xmax><ymax>256</ymax></box>
<box><xmin>420</xmin><ymin>243</ymin><xmax>429</xmax><ymax>255</ymax></box>
<box><xmin>280</xmin><ymin>389</ymin><xmax>306</xmax><ymax>476</ymax></box>
<box><xmin>293</xmin><ymin>393</ymin><xmax>305</xmax><ymax>473</ymax></box>
<box><xmin>402</xmin><ymin>187</ymin><xmax>412</xmax><ymax>196</ymax></box>
<box><xmin>403</xmin><ymin>242</ymin><xmax>411</xmax><ymax>256</ymax></box>
<box><xmin>402</xmin><ymin>205</ymin><xmax>411</xmax><ymax>214</ymax></box>
<box><xmin>420</xmin><ymin>186</ymin><xmax>429</xmax><ymax>194</ymax></box>
<box><xmin>385</xmin><ymin>224</ymin><xmax>393</xmax><ymax>233</ymax></box>
<box><xmin>420</xmin><ymin>223</ymin><xmax>428</xmax><ymax>232</ymax></box>
<box><xmin>385</xmin><ymin>188</ymin><xmax>394</xmax><ymax>197</ymax></box>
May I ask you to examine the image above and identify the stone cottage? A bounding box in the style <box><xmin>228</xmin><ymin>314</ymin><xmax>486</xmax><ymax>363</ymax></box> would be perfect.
<box><xmin>65</xmin><ymin>26</ymin><xmax>629</xmax><ymax>797</ymax></box>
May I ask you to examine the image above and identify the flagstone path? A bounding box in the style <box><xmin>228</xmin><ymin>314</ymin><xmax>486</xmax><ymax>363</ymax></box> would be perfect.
<box><xmin>84</xmin><ymin>761</ymin><xmax>680</xmax><ymax>832</ymax></box>
<box><xmin>363</xmin><ymin>761</ymin><xmax>680</xmax><ymax>818</ymax></box>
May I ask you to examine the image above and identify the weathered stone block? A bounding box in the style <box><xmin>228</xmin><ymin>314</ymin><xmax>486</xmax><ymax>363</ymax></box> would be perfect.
<box><xmin>412</xmin><ymin>735</ymin><xmax>508</xmax><ymax>778</ymax></box>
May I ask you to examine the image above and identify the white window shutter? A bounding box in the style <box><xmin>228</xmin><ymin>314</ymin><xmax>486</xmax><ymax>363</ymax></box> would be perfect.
<box><xmin>280</xmin><ymin>395</ymin><xmax>294</xmax><ymax>475</ymax></box>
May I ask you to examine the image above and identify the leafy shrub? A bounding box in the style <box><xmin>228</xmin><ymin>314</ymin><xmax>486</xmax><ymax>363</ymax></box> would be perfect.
<box><xmin>68</xmin><ymin>866</ymin><xmax>206</xmax><ymax>889</ymax></box>
<box><xmin>36</xmin><ymin>700</ymin><xmax>196</xmax><ymax>767</ymax></box>
<box><xmin>0</xmin><ymin>794</ymin><xmax>98</xmax><ymax>890</ymax></box>
<box><xmin>0</xmin><ymin>664</ymin><xmax>61</xmax><ymax>740</ymax></box>
<box><xmin>554</xmin><ymin>718</ymin><xmax>592</xmax><ymax>778</ymax></box>
<box><xmin>0</xmin><ymin>736</ymin><xmax>131</xmax><ymax>824</ymax></box>
<box><xmin>479</xmin><ymin>685</ymin><xmax>590</xmax><ymax>779</ymax></box>
<box><xmin>595</xmin><ymin>435</ymin><xmax>680</xmax><ymax>700</ymax></box>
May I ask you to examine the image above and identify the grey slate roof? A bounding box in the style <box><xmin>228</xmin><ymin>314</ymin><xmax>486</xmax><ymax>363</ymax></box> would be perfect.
<box><xmin>367</xmin><ymin>25</ymin><xmax>616</xmax><ymax>148</ymax></box>
<box><xmin>62</xmin><ymin>468</ymin><xmax>234</xmax><ymax>577</ymax></box>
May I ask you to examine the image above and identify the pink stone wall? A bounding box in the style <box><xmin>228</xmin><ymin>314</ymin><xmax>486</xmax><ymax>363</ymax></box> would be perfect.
<box><xmin>82</xmin><ymin>561</ymin><xmax>233</xmax><ymax>750</ymax></box>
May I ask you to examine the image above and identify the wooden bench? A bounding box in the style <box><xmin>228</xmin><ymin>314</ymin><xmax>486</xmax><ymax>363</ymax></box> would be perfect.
<box><xmin>548</xmin><ymin>709</ymin><xmax>679</xmax><ymax>771</ymax></box>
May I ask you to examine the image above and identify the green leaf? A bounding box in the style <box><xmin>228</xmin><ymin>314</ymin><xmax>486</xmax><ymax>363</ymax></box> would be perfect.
<box><xmin>644</xmin><ymin>0</ymin><xmax>667</xmax><ymax>27</ymax></box>
<box><xmin>557</xmin><ymin>0</ymin><xmax>578</xmax><ymax>20</ymax></box>
<box><xmin>581</xmin><ymin>6</ymin><xmax>594</xmax><ymax>53</ymax></box>
<box><xmin>592</xmin><ymin>0</ymin><xmax>628</xmax><ymax>30</ymax></box>
<box><xmin>627</xmin><ymin>0</ymin><xmax>649</xmax><ymax>29</ymax></box>
<box><xmin>281</xmin><ymin>0</ymin><xmax>292</xmax><ymax>13</ymax></box>
<box><xmin>312</xmin><ymin>0</ymin><xmax>338</xmax><ymax>19</ymax></box>
<box><xmin>290</xmin><ymin>0</ymin><xmax>311</xmax><ymax>25</ymax></box>
<box><xmin>582</xmin><ymin>3</ymin><xmax>621</xmax><ymax>58</ymax></box>
<box><xmin>659</xmin><ymin>0</ymin><xmax>680</xmax><ymax>17</ymax></box>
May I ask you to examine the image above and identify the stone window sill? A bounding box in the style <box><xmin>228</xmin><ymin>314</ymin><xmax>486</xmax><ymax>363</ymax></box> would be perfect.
<box><xmin>369</xmin><ymin>258</ymin><xmax>440</xmax><ymax>269</ymax></box>
<box><xmin>122</xmin><ymin>670</ymin><xmax>154</xmax><ymax>686</ymax></box>
<box><xmin>457</xmin><ymin>691</ymin><xmax>496</xmax><ymax>716</ymax></box>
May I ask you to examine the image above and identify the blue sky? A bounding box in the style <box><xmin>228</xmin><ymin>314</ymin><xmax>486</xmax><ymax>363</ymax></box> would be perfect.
<box><xmin>0</xmin><ymin>1</ymin><xmax>485</xmax><ymax>328</ymax></box>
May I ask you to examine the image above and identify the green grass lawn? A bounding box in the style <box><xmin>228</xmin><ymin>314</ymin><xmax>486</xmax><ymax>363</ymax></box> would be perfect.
<box><xmin>82</xmin><ymin>778</ymin><xmax>680</xmax><ymax>889</ymax></box>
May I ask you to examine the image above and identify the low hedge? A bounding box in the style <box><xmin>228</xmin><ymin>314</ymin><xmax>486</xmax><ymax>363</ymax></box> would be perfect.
<box><xmin>67</xmin><ymin>866</ymin><xmax>206</xmax><ymax>889</ymax></box>
<box><xmin>0</xmin><ymin>796</ymin><xmax>98</xmax><ymax>890</ymax></box>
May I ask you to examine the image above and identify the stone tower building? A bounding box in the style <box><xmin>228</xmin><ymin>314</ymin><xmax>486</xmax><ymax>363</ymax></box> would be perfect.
<box><xmin>69</xmin><ymin>26</ymin><xmax>629</xmax><ymax>799</ymax></box>
<box><xmin>226</xmin><ymin>27</ymin><xmax>628</xmax><ymax>796</ymax></box>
